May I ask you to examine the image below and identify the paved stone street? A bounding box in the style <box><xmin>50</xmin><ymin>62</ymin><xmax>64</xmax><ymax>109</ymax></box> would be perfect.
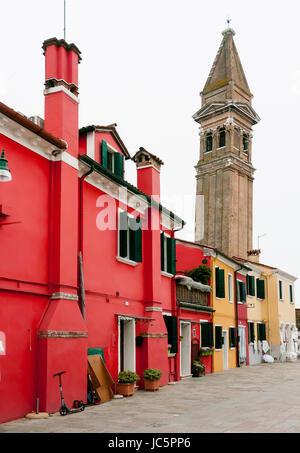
<box><xmin>2</xmin><ymin>361</ymin><xmax>300</xmax><ymax>433</ymax></box>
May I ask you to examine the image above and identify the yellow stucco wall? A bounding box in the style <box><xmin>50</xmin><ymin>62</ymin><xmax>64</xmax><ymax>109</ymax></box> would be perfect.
<box><xmin>268</xmin><ymin>273</ymin><xmax>296</xmax><ymax>345</ymax></box>
<box><xmin>249</xmin><ymin>264</ymin><xmax>296</xmax><ymax>348</ymax></box>
<box><xmin>246</xmin><ymin>271</ymin><xmax>269</xmax><ymax>343</ymax></box>
<box><xmin>212</xmin><ymin>256</ymin><xmax>237</xmax><ymax>372</ymax></box>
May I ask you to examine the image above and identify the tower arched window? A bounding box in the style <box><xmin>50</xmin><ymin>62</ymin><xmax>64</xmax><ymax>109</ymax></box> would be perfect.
<box><xmin>219</xmin><ymin>128</ymin><xmax>226</xmax><ymax>148</ymax></box>
<box><xmin>205</xmin><ymin>133</ymin><xmax>212</xmax><ymax>152</ymax></box>
<box><xmin>243</xmin><ymin>133</ymin><xmax>248</xmax><ymax>153</ymax></box>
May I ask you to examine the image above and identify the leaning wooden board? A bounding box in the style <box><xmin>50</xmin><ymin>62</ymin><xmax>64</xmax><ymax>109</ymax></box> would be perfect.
<box><xmin>87</xmin><ymin>354</ymin><xmax>114</xmax><ymax>403</ymax></box>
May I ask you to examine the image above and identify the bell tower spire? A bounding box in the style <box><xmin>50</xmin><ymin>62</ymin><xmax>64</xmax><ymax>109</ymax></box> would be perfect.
<box><xmin>193</xmin><ymin>29</ymin><xmax>260</xmax><ymax>259</ymax></box>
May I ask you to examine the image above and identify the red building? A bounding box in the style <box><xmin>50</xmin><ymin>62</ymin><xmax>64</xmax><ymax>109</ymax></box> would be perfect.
<box><xmin>176</xmin><ymin>240</ymin><xmax>214</xmax><ymax>375</ymax></box>
<box><xmin>236</xmin><ymin>270</ymin><xmax>250</xmax><ymax>367</ymax></box>
<box><xmin>0</xmin><ymin>37</ymin><xmax>188</xmax><ymax>423</ymax></box>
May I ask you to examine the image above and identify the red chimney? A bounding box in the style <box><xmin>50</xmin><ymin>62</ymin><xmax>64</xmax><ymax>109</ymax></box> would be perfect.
<box><xmin>43</xmin><ymin>38</ymin><xmax>81</xmax><ymax>158</ymax></box>
<box><xmin>133</xmin><ymin>147</ymin><xmax>163</xmax><ymax>200</ymax></box>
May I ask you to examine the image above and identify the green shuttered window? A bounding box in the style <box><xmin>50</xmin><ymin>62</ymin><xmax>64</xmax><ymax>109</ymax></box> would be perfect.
<box><xmin>246</xmin><ymin>275</ymin><xmax>255</xmax><ymax>296</ymax></box>
<box><xmin>119</xmin><ymin>211</ymin><xmax>142</xmax><ymax>262</ymax></box>
<box><xmin>101</xmin><ymin>140</ymin><xmax>124</xmax><ymax>179</ymax></box>
<box><xmin>215</xmin><ymin>267</ymin><xmax>225</xmax><ymax>298</ymax></box>
<box><xmin>215</xmin><ymin>326</ymin><xmax>222</xmax><ymax>350</ymax></box>
<box><xmin>290</xmin><ymin>285</ymin><xmax>293</xmax><ymax>303</ymax></box>
<box><xmin>257</xmin><ymin>323</ymin><xmax>266</xmax><ymax>341</ymax></box>
<box><xmin>161</xmin><ymin>232</ymin><xmax>176</xmax><ymax>275</ymax></box>
<box><xmin>163</xmin><ymin>315</ymin><xmax>178</xmax><ymax>354</ymax></box>
<box><xmin>238</xmin><ymin>281</ymin><xmax>246</xmax><ymax>302</ymax></box>
<box><xmin>279</xmin><ymin>280</ymin><xmax>283</xmax><ymax>300</ymax></box>
<box><xmin>229</xmin><ymin>327</ymin><xmax>236</xmax><ymax>348</ymax></box>
<box><xmin>201</xmin><ymin>322</ymin><xmax>214</xmax><ymax>348</ymax></box>
<box><xmin>256</xmin><ymin>279</ymin><xmax>265</xmax><ymax>299</ymax></box>
<box><xmin>248</xmin><ymin>322</ymin><xmax>255</xmax><ymax>343</ymax></box>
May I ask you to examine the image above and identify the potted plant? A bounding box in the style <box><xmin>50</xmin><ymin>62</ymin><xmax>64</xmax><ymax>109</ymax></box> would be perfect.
<box><xmin>117</xmin><ymin>370</ymin><xmax>139</xmax><ymax>397</ymax></box>
<box><xmin>168</xmin><ymin>344</ymin><xmax>172</xmax><ymax>354</ymax></box>
<box><xmin>199</xmin><ymin>348</ymin><xmax>213</xmax><ymax>356</ymax></box>
<box><xmin>143</xmin><ymin>368</ymin><xmax>162</xmax><ymax>391</ymax></box>
<box><xmin>192</xmin><ymin>360</ymin><xmax>205</xmax><ymax>377</ymax></box>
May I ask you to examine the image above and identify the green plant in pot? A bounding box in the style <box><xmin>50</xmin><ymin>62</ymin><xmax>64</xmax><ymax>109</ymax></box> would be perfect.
<box><xmin>187</xmin><ymin>265</ymin><xmax>212</xmax><ymax>284</ymax></box>
<box><xmin>199</xmin><ymin>348</ymin><xmax>214</xmax><ymax>356</ymax></box>
<box><xmin>143</xmin><ymin>368</ymin><xmax>162</xmax><ymax>391</ymax></box>
<box><xmin>192</xmin><ymin>360</ymin><xmax>205</xmax><ymax>378</ymax></box>
<box><xmin>117</xmin><ymin>371</ymin><xmax>139</xmax><ymax>397</ymax></box>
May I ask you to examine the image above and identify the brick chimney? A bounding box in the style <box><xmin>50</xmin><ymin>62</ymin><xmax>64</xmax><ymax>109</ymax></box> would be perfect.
<box><xmin>43</xmin><ymin>38</ymin><xmax>81</xmax><ymax>158</ymax></box>
<box><xmin>133</xmin><ymin>147</ymin><xmax>163</xmax><ymax>200</ymax></box>
<box><xmin>247</xmin><ymin>249</ymin><xmax>261</xmax><ymax>263</ymax></box>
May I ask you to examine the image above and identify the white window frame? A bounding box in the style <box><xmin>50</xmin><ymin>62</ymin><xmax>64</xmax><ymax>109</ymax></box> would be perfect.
<box><xmin>236</xmin><ymin>279</ymin><xmax>244</xmax><ymax>304</ymax></box>
<box><xmin>228</xmin><ymin>273</ymin><xmax>233</xmax><ymax>303</ymax></box>
<box><xmin>248</xmin><ymin>321</ymin><xmax>255</xmax><ymax>345</ymax></box>
<box><xmin>214</xmin><ymin>323</ymin><xmax>223</xmax><ymax>351</ymax></box>
<box><xmin>117</xmin><ymin>208</ymin><xmax>138</xmax><ymax>266</ymax></box>
<box><xmin>229</xmin><ymin>325</ymin><xmax>236</xmax><ymax>350</ymax></box>
<box><xmin>161</xmin><ymin>231</ymin><xmax>173</xmax><ymax>277</ymax></box>
<box><xmin>199</xmin><ymin>319</ymin><xmax>210</xmax><ymax>350</ymax></box>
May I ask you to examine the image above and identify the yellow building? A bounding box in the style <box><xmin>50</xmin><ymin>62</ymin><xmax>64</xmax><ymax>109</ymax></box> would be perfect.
<box><xmin>210</xmin><ymin>251</ymin><xmax>247</xmax><ymax>372</ymax></box>
<box><xmin>243</xmin><ymin>263</ymin><xmax>269</xmax><ymax>365</ymax></box>
<box><xmin>261</xmin><ymin>265</ymin><xmax>297</xmax><ymax>361</ymax></box>
<box><xmin>235</xmin><ymin>257</ymin><xmax>297</xmax><ymax>362</ymax></box>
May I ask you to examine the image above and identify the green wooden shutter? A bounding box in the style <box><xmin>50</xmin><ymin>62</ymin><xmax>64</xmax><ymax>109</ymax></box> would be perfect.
<box><xmin>257</xmin><ymin>279</ymin><xmax>265</xmax><ymax>299</ymax></box>
<box><xmin>251</xmin><ymin>275</ymin><xmax>255</xmax><ymax>296</ymax></box>
<box><xmin>114</xmin><ymin>152</ymin><xmax>124</xmax><ymax>179</ymax></box>
<box><xmin>129</xmin><ymin>217</ymin><xmax>142</xmax><ymax>262</ymax></box>
<box><xmin>257</xmin><ymin>323</ymin><xmax>261</xmax><ymax>341</ymax></box>
<box><xmin>248</xmin><ymin>276</ymin><xmax>255</xmax><ymax>296</ymax></box>
<box><xmin>167</xmin><ymin>237</ymin><xmax>176</xmax><ymax>275</ymax></box>
<box><xmin>208</xmin><ymin>322</ymin><xmax>214</xmax><ymax>347</ymax></box>
<box><xmin>215</xmin><ymin>326</ymin><xmax>222</xmax><ymax>349</ymax></box>
<box><xmin>216</xmin><ymin>268</ymin><xmax>225</xmax><ymax>298</ymax></box>
<box><xmin>242</xmin><ymin>282</ymin><xmax>246</xmax><ymax>301</ymax></box>
<box><xmin>161</xmin><ymin>232</ymin><xmax>165</xmax><ymax>271</ymax></box>
<box><xmin>248</xmin><ymin>322</ymin><xmax>255</xmax><ymax>343</ymax></box>
<box><xmin>101</xmin><ymin>140</ymin><xmax>108</xmax><ymax>168</ymax></box>
<box><xmin>229</xmin><ymin>328</ymin><xmax>236</xmax><ymax>348</ymax></box>
<box><xmin>279</xmin><ymin>280</ymin><xmax>283</xmax><ymax>300</ymax></box>
<box><xmin>163</xmin><ymin>315</ymin><xmax>178</xmax><ymax>354</ymax></box>
<box><xmin>261</xmin><ymin>323</ymin><xmax>266</xmax><ymax>341</ymax></box>
<box><xmin>119</xmin><ymin>211</ymin><xmax>128</xmax><ymax>258</ymax></box>
<box><xmin>290</xmin><ymin>285</ymin><xmax>293</xmax><ymax>302</ymax></box>
<box><xmin>201</xmin><ymin>323</ymin><xmax>209</xmax><ymax>348</ymax></box>
<box><xmin>260</xmin><ymin>280</ymin><xmax>265</xmax><ymax>299</ymax></box>
<box><xmin>246</xmin><ymin>275</ymin><xmax>250</xmax><ymax>295</ymax></box>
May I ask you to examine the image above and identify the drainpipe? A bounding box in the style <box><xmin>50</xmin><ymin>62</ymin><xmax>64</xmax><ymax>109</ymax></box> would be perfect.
<box><xmin>78</xmin><ymin>164</ymin><xmax>95</xmax><ymax>318</ymax></box>
<box><xmin>171</xmin><ymin>224</ymin><xmax>184</xmax><ymax>382</ymax></box>
<box><xmin>234</xmin><ymin>266</ymin><xmax>243</xmax><ymax>368</ymax></box>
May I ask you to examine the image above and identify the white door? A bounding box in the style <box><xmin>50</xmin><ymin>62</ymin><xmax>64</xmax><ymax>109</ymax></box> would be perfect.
<box><xmin>222</xmin><ymin>330</ymin><xmax>228</xmax><ymax>370</ymax></box>
<box><xmin>180</xmin><ymin>322</ymin><xmax>191</xmax><ymax>377</ymax></box>
<box><xmin>118</xmin><ymin>317</ymin><xmax>136</xmax><ymax>373</ymax></box>
<box><xmin>239</xmin><ymin>326</ymin><xmax>246</xmax><ymax>363</ymax></box>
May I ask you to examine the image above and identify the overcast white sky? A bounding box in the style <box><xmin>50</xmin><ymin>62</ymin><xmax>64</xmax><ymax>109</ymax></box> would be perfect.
<box><xmin>1</xmin><ymin>0</ymin><xmax>300</xmax><ymax>305</ymax></box>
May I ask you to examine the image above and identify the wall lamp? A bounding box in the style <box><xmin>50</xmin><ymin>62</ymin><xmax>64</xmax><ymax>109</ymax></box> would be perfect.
<box><xmin>0</xmin><ymin>150</ymin><xmax>12</xmax><ymax>182</ymax></box>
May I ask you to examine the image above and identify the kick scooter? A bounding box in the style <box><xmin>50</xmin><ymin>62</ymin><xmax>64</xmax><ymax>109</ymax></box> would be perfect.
<box><xmin>54</xmin><ymin>371</ymin><xmax>85</xmax><ymax>416</ymax></box>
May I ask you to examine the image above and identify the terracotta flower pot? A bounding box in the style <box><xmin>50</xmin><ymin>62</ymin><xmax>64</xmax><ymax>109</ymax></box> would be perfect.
<box><xmin>144</xmin><ymin>379</ymin><xmax>160</xmax><ymax>391</ymax></box>
<box><xmin>117</xmin><ymin>382</ymin><xmax>135</xmax><ymax>397</ymax></box>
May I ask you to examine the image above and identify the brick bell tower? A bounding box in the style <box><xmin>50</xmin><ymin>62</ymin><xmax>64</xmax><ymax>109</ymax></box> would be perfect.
<box><xmin>193</xmin><ymin>27</ymin><xmax>260</xmax><ymax>259</ymax></box>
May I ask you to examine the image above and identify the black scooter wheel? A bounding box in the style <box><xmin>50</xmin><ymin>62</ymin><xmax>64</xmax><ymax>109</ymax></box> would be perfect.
<box><xmin>59</xmin><ymin>407</ymin><xmax>68</xmax><ymax>416</ymax></box>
